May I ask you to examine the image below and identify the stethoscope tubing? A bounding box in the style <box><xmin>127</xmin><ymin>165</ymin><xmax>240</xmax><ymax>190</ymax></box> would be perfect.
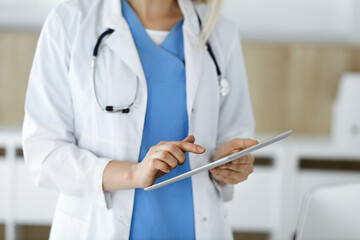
<box><xmin>91</xmin><ymin>56</ymin><xmax>138</xmax><ymax>113</ymax></box>
<box><xmin>91</xmin><ymin>8</ymin><xmax>230</xmax><ymax>113</ymax></box>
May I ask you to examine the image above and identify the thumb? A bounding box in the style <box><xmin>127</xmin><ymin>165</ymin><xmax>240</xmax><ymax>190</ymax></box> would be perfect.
<box><xmin>183</xmin><ymin>135</ymin><xmax>195</xmax><ymax>143</ymax></box>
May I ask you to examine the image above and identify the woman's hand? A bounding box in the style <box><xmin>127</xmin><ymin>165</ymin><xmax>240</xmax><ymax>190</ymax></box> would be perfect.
<box><xmin>134</xmin><ymin>135</ymin><xmax>205</xmax><ymax>188</ymax></box>
<box><xmin>210</xmin><ymin>138</ymin><xmax>258</xmax><ymax>186</ymax></box>
<box><xmin>103</xmin><ymin>136</ymin><xmax>205</xmax><ymax>191</ymax></box>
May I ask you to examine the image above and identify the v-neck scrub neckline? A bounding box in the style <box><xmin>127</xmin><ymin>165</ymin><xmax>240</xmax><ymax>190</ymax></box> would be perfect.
<box><xmin>121</xmin><ymin>0</ymin><xmax>184</xmax><ymax>61</ymax></box>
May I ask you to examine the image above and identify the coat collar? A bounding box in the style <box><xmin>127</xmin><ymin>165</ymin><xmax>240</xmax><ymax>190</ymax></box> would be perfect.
<box><xmin>177</xmin><ymin>0</ymin><xmax>205</xmax><ymax>120</ymax></box>
<box><xmin>101</xmin><ymin>0</ymin><xmax>205</xmax><ymax>120</ymax></box>
<box><xmin>102</xmin><ymin>0</ymin><xmax>126</xmax><ymax>30</ymax></box>
<box><xmin>101</xmin><ymin>0</ymin><xmax>146</xmax><ymax>88</ymax></box>
<box><xmin>102</xmin><ymin>0</ymin><xmax>201</xmax><ymax>38</ymax></box>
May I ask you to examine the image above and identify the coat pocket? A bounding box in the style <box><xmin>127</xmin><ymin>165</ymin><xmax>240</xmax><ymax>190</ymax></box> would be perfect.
<box><xmin>50</xmin><ymin>207</ymin><xmax>87</xmax><ymax>240</ymax></box>
<box><xmin>50</xmin><ymin>195</ymin><xmax>92</xmax><ymax>240</ymax></box>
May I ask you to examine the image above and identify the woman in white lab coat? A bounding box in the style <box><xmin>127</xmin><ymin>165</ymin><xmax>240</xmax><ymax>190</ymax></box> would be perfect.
<box><xmin>22</xmin><ymin>0</ymin><xmax>256</xmax><ymax>239</ymax></box>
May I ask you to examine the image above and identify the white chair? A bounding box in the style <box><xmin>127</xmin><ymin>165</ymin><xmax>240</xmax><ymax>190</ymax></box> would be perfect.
<box><xmin>296</xmin><ymin>181</ymin><xmax>360</xmax><ymax>240</ymax></box>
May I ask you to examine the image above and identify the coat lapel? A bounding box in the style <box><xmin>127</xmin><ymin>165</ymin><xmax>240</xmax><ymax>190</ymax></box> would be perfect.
<box><xmin>178</xmin><ymin>0</ymin><xmax>205</xmax><ymax>121</ymax></box>
<box><xmin>102</xmin><ymin>0</ymin><xmax>147</xmax><ymax>88</ymax></box>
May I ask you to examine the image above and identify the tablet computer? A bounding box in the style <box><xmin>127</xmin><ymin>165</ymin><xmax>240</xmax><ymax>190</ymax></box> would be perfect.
<box><xmin>144</xmin><ymin>130</ymin><xmax>292</xmax><ymax>191</ymax></box>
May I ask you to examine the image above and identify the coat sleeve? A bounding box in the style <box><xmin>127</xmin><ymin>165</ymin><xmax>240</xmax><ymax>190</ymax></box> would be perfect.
<box><xmin>213</xmin><ymin>26</ymin><xmax>255</xmax><ymax>202</ymax></box>
<box><xmin>22</xmin><ymin>9</ymin><xmax>112</xmax><ymax>209</ymax></box>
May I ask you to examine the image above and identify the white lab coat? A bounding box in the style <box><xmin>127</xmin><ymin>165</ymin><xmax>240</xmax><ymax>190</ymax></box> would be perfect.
<box><xmin>22</xmin><ymin>0</ymin><xmax>254</xmax><ymax>239</ymax></box>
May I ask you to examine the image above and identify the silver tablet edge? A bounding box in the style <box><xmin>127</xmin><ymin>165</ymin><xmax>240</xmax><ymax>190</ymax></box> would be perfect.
<box><xmin>144</xmin><ymin>130</ymin><xmax>292</xmax><ymax>191</ymax></box>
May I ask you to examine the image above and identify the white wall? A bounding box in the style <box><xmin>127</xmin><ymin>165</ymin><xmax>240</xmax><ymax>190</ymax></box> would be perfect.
<box><xmin>0</xmin><ymin>0</ymin><xmax>61</xmax><ymax>30</ymax></box>
<box><xmin>221</xmin><ymin>0</ymin><xmax>360</xmax><ymax>44</ymax></box>
<box><xmin>0</xmin><ymin>0</ymin><xmax>359</xmax><ymax>44</ymax></box>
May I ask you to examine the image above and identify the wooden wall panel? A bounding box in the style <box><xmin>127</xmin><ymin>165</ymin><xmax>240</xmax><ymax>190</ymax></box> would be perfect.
<box><xmin>243</xmin><ymin>44</ymin><xmax>291</xmax><ymax>133</ymax></box>
<box><xmin>0</xmin><ymin>30</ymin><xmax>359</xmax><ymax>134</ymax></box>
<box><xmin>287</xmin><ymin>45</ymin><xmax>352</xmax><ymax>134</ymax></box>
<box><xmin>0</xmin><ymin>31</ymin><xmax>38</xmax><ymax>126</ymax></box>
<box><xmin>0</xmin><ymin>224</ymin><xmax>4</xmax><ymax>240</ymax></box>
<box><xmin>243</xmin><ymin>43</ymin><xmax>360</xmax><ymax>134</ymax></box>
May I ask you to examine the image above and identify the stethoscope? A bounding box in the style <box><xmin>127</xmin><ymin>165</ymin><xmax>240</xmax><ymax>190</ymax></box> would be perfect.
<box><xmin>194</xmin><ymin>11</ymin><xmax>231</xmax><ymax>97</ymax></box>
<box><xmin>91</xmin><ymin>11</ymin><xmax>231</xmax><ymax>113</ymax></box>
<box><xmin>91</xmin><ymin>28</ymin><xmax>138</xmax><ymax>113</ymax></box>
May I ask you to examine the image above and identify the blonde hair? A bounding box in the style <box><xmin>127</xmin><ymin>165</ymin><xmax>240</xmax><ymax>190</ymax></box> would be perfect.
<box><xmin>194</xmin><ymin>0</ymin><xmax>222</xmax><ymax>45</ymax></box>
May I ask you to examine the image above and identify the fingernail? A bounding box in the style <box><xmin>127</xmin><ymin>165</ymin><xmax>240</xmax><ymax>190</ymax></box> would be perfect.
<box><xmin>197</xmin><ymin>146</ymin><xmax>205</xmax><ymax>152</ymax></box>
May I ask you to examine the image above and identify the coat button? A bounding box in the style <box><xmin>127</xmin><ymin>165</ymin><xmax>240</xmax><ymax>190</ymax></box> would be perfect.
<box><xmin>202</xmin><ymin>217</ymin><xmax>207</xmax><ymax>222</ymax></box>
<box><xmin>192</xmin><ymin>108</ymin><xmax>195</xmax><ymax>113</ymax></box>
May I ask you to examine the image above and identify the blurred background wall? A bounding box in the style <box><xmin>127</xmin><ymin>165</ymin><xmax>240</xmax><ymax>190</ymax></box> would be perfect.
<box><xmin>2</xmin><ymin>34</ymin><xmax>360</xmax><ymax>133</ymax></box>
<box><xmin>1</xmin><ymin>0</ymin><xmax>360</xmax><ymax>133</ymax></box>
<box><xmin>1</xmin><ymin>35</ymin><xmax>360</xmax><ymax>133</ymax></box>
<box><xmin>1</xmin><ymin>0</ymin><xmax>360</xmax><ymax>240</ymax></box>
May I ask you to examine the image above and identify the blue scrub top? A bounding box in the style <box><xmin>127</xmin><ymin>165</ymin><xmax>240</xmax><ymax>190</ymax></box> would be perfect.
<box><xmin>121</xmin><ymin>1</ymin><xmax>195</xmax><ymax>239</ymax></box>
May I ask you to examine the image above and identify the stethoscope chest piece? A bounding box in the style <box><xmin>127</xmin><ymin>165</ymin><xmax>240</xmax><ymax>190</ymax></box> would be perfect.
<box><xmin>219</xmin><ymin>77</ymin><xmax>231</xmax><ymax>96</ymax></box>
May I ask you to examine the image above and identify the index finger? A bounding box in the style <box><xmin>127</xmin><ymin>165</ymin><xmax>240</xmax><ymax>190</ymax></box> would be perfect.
<box><xmin>175</xmin><ymin>141</ymin><xmax>205</xmax><ymax>154</ymax></box>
